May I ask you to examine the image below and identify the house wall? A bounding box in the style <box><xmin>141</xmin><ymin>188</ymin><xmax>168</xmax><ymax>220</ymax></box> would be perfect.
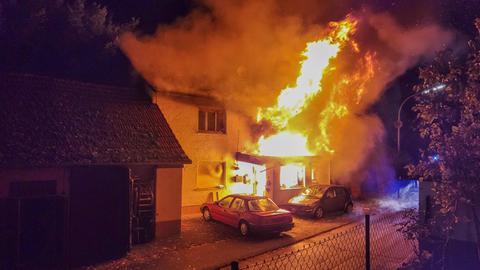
<box><xmin>420</xmin><ymin>181</ymin><xmax>479</xmax><ymax>242</ymax></box>
<box><xmin>419</xmin><ymin>180</ymin><xmax>480</xmax><ymax>269</ymax></box>
<box><xmin>0</xmin><ymin>168</ymin><xmax>69</xmax><ymax>198</ymax></box>
<box><xmin>155</xmin><ymin>167</ymin><xmax>183</xmax><ymax>237</ymax></box>
<box><xmin>154</xmin><ymin>95</ymin><xmax>254</xmax><ymax>214</ymax></box>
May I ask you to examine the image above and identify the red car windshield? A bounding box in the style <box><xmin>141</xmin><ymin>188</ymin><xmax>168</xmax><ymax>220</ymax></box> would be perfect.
<box><xmin>247</xmin><ymin>198</ymin><xmax>279</xmax><ymax>212</ymax></box>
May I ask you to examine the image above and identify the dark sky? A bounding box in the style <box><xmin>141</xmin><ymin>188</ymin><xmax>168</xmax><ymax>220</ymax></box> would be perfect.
<box><xmin>98</xmin><ymin>0</ymin><xmax>480</xmax><ymax>36</ymax></box>
<box><xmin>96</xmin><ymin>0</ymin><xmax>480</xmax><ymax>167</ymax></box>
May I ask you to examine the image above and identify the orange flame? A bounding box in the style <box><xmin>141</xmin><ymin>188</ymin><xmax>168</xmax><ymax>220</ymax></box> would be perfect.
<box><xmin>256</xmin><ymin>16</ymin><xmax>363</xmax><ymax>157</ymax></box>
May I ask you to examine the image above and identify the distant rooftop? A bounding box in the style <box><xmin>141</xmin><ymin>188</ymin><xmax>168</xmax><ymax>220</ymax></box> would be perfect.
<box><xmin>0</xmin><ymin>73</ymin><xmax>191</xmax><ymax>168</ymax></box>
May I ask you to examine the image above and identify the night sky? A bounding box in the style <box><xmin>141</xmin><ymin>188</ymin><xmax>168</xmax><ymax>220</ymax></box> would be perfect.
<box><xmin>99</xmin><ymin>0</ymin><xmax>480</xmax><ymax>176</ymax></box>
<box><xmin>98</xmin><ymin>0</ymin><xmax>480</xmax><ymax>35</ymax></box>
<box><xmin>3</xmin><ymin>0</ymin><xmax>480</xmax><ymax>177</ymax></box>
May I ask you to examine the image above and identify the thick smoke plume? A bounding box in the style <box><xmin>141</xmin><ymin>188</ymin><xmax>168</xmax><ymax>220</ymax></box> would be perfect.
<box><xmin>120</xmin><ymin>0</ymin><xmax>452</xmax><ymax>189</ymax></box>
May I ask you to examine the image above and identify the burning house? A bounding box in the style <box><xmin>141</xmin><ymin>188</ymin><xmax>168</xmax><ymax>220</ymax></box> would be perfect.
<box><xmin>139</xmin><ymin>16</ymin><xmax>367</xmax><ymax>213</ymax></box>
<box><xmin>149</xmin><ymin>88</ymin><xmax>333</xmax><ymax>212</ymax></box>
<box><xmin>0</xmin><ymin>73</ymin><xmax>190</xmax><ymax>268</ymax></box>
<box><xmin>120</xmin><ymin>1</ymin><xmax>452</xmax><ymax>215</ymax></box>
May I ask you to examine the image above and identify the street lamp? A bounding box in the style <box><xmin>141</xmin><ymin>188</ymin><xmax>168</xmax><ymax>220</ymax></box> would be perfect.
<box><xmin>395</xmin><ymin>84</ymin><xmax>446</xmax><ymax>153</ymax></box>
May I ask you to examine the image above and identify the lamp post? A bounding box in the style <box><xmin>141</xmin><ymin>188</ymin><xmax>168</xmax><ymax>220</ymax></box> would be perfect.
<box><xmin>396</xmin><ymin>84</ymin><xmax>446</xmax><ymax>153</ymax></box>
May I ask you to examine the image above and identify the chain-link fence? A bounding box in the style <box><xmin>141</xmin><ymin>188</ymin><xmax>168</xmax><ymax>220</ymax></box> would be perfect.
<box><xmin>226</xmin><ymin>211</ymin><xmax>417</xmax><ymax>270</ymax></box>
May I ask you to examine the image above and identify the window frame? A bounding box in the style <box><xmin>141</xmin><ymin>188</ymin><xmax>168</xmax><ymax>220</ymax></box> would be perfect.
<box><xmin>325</xmin><ymin>188</ymin><xmax>336</xmax><ymax>199</ymax></box>
<box><xmin>230</xmin><ymin>198</ymin><xmax>246</xmax><ymax>212</ymax></box>
<box><xmin>335</xmin><ymin>187</ymin><xmax>346</xmax><ymax>199</ymax></box>
<box><xmin>279</xmin><ymin>164</ymin><xmax>306</xmax><ymax>190</ymax></box>
<box><xmin>198</xmin><ymin>107</ymin><xmax>227</xmax><ymax>134</ymax></box>
<box><xmin>218</xmin><ymin>196</ymin><xmax>234</xmax><ymax>208</ymax></box>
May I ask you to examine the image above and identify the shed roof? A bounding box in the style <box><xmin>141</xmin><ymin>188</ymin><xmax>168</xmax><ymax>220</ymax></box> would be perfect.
<box><xmin>0</xmin><ymin>73</ymin><xmax>191</xmax><ymax>168</ymax></box>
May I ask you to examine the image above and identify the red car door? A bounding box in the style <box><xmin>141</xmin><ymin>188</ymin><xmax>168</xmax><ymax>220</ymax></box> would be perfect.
<box><xmin>224</xmin><ymin>198</ymin><xmax>245</xmax><ymax>226</ymax></box>
<box><xmin>213</xmin><ymin>196</ymin><xmax>234</xmax><ymax>223</ymax></box>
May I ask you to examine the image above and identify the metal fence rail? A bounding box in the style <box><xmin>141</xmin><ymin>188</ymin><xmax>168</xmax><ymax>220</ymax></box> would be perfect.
<box><xmin>229</xmin><ymin>211</ymin><xmax>417</xmax><ymax>270</ymax></box>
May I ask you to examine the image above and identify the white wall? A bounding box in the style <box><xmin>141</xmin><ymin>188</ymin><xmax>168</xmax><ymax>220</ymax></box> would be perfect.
<box><xmin>154</xmin><ymin>95</ymin><xmax>254</xmax><ymax>211</ymax></box>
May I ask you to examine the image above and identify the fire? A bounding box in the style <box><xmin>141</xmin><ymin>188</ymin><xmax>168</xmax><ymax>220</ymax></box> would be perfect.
<box><xmin>256</xmin><ymin>16</ymin><xmax>360</xmax><ymax>157</ymax></box>
<box><xmin>258</xmin><ymin>132</ymin><xmax>311</xmax><ymax>157</ymax></box>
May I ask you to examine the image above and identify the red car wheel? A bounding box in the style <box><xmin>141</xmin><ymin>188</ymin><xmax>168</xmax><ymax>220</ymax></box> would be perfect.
<box><xmin>202</xmin><ymin>208</ymin><xmax>212</xmax><ymax>221</ymax></box>
<box><xmin>239</xmin><ymin>221</ymin><xmax>249</xmax><ymax>236</ymax></box>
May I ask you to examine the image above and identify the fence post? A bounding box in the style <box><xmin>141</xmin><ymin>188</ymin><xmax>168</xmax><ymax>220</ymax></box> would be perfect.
<box><xmin>365</xmin><ymin>214</ymin><xmax>371</xmax><ymax>270</ymax></box>
<box><xmin>231</xmin><ymin>261</ymin><xmax>239</xmax><ymax>270</ymax></box>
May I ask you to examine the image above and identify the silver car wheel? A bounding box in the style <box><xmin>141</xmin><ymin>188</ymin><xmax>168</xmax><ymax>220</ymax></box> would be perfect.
<box><xmin>314</xmin><ymin>207</ymin><xmax>324</xmax><ymax>219</ymax></box>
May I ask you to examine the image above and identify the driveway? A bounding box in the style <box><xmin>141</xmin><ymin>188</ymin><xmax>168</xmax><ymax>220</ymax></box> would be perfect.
<box><xmin>82</xmin><ymin>207</ymin><xmax>365</xmax><ymax>270</ymax></box>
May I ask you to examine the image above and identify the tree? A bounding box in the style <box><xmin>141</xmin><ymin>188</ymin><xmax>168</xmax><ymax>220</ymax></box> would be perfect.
<box><xmin>407</xmin><ymin>19</ymin><xmax>480</xmax><ymax>268</ymax></box>
<box><xmin>0</xmin><ymin>0</ymin><xmax>138</xmax><ymax>83</ymax></box>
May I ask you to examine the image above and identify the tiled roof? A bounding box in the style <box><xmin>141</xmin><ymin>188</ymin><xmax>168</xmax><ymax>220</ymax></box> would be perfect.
<box><xmin>0</xmin><ymin>73</ymin><xmax>191</xmax><ymax>168</ymax></box>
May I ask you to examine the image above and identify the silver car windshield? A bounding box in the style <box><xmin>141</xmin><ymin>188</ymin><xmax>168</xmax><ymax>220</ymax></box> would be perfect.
<box><xmin>247</xmin><ymin>198</ymin><xmax>279</xmax><ymax>212</ymax></box>
<box><xmin>302</xmin><ymin>186</ymin><xmax>329</xmax><ymax>198</ymax></box>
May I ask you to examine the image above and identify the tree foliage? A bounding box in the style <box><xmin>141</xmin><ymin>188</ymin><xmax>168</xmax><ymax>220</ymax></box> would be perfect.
<box><xmin>0</xmin><ymin>0</ymin><xmax>138</xmax><ymax>83</ymax></box>
<box><xmin>407</xmin><ymin>18</ymin><xmax>480</xmax><ymax>265</ymax></box>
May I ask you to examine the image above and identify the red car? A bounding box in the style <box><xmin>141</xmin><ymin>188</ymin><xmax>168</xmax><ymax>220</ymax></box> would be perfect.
<box><xmin>200</xmin><ymin>194</ymin><xmax>294</xmax><ymax>236</ymax></box>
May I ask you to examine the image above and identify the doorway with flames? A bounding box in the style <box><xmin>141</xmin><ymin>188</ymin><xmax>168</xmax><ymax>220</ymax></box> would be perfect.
<box><xmin>231</xmin><ymin>152</ymin><xmax>331</xmax><ymax>205</ymax></box>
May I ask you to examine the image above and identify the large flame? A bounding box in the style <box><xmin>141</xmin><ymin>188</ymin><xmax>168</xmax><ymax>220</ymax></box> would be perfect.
<box><xmin>256</xmin><ymin>16</ymin><xmax>360</xmax><ymax>157</ymax></box>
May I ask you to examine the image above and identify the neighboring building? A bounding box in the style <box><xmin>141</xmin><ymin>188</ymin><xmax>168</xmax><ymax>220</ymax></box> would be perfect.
<box><xmin>0</xmin><ymin>74</ymin><xmax>190</xmax><ymax>268</ymax></box>
<box><xmin>150</xmin><ymin>88</ymin><xmax>331</xmax><ymax>213</ymax></box>
<box><xmin>419</xmin><ymin>181</ymin><xmax>480</xmax><ymax>269</ymax></box>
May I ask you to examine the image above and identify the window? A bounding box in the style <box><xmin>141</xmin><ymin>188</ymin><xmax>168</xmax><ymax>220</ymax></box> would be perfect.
<box><xmin>218</xmin><ymin>196</ymin><xmax>234</xmax><ymax>208</ymax></box>
<box><xmin>230</xmin><ymin>198</ymin><xmax>246</xmax><ymax>211</ymax></box>
<box><xmin>302</xmin><ymin>186</ymin><xmax>329</xmax><ymax>198</ymax></box>
<box><xmin>198</xmin><ymin>109</ymin><xmax>226</xmax><ymax>133</ymax></box>
<box><xmin>335</xmin><ymin>188</ymin><xmax>346</xmax><ymax>199</ymax></box>
<box><xmin>196</xmin><ymin>161</ymin><xmax>226</xmax><ymax>189</ymax></box>
<box><xmin>326</xmin><ymin>189</ymin><xmax>336</xmax><ymax>199</ymax></box>
<box><xmin>280</xmin><ymin>164</ymin><xmax>305</xmax><ymax>190</ymax></box>
<box><xmin>247</xmin><ymin>198</ymin><xmax>279</xmax><ymax>212</ymax></box>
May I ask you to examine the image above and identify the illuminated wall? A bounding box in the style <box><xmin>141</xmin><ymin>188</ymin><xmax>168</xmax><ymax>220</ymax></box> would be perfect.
<box><xmin>153</xmin><ymin>94</ymin><xmax>254</xmax><ymax>213</ymax></box>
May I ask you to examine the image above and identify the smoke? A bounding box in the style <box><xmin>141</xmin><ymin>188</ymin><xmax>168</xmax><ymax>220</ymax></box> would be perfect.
<box><xmin>376</xmin><ymin>181</ymin><xmax>420</xmax><ymax>212</ymax></box>
<box><xmin>120</xmin><ymin>0</ymin><xmax>312</xmax><ymax>116</ymax></box>
<box><xmin>120</xmin><ymin>0</ymin><xmax>453</xmax><ymax>189</ymax></box>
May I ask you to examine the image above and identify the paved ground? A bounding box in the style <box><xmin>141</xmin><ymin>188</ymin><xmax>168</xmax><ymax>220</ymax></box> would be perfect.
<box><xmin>82</xmin><ymin>206</ymin><xmax>367</xmax><ymax>270</ymax></box>
<box><xmin>230</xmin><ymin>211</ymin><xmax>417</xmax><ymax>270</ymax></box>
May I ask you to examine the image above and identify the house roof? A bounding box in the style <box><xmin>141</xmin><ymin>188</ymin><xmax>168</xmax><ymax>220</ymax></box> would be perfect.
<box><xmin>0</xmin><ymin>73</ymin><xmax>191</xmax><ymax>168</ymax></box>
<box><xmin>150</xmin><ymin>86</ymin><xmax>224</xmax><ymax>108</ymax></box>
